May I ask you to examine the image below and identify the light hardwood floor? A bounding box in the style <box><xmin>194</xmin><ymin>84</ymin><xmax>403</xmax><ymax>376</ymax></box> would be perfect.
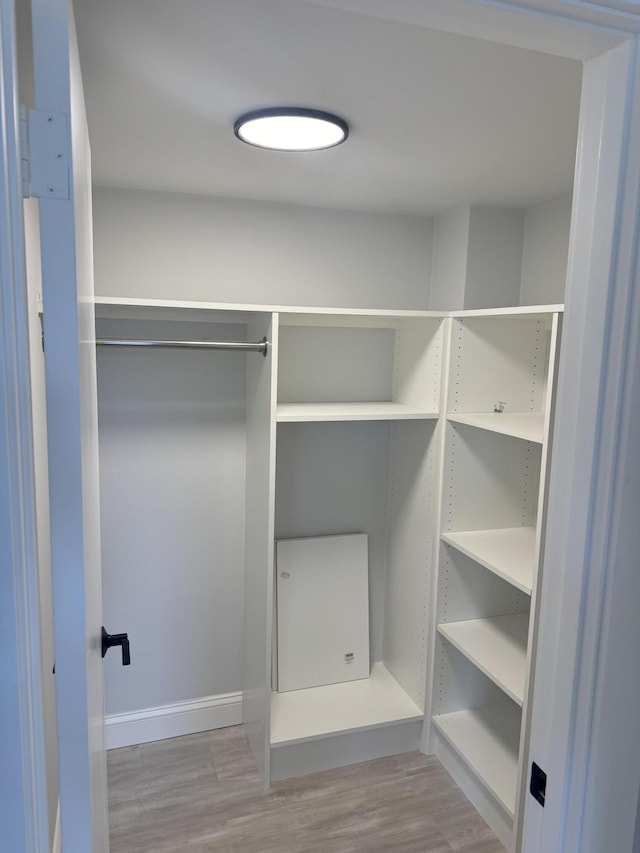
<box><xmin>107</xmin><ymin>726</ymin><xmax>506</xmax><ymax>852</ymax></box>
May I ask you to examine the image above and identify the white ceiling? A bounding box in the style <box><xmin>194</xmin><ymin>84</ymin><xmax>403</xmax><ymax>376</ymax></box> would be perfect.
<box><xmin>73</xmin><ymin>0</ymin><xmax>582</xmax><ymax>217</ymax></box>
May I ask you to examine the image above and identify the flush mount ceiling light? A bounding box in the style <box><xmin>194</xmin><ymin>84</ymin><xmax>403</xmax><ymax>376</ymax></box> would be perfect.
<box><xmin>234</xmin><ymin>107</ymin><xmax>349</xmax><ymax>152</ymax></box>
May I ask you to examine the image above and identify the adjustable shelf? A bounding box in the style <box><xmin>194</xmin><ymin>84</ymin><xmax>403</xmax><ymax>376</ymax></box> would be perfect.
<box><xmin>432</xmin><ymin>700</ymin><xmax>521</xmax><ymax>818</ymax></box>
<box><xmin>447</xmin><ymin>412</ymin><xmax>544</xmax><ymax>444</ymax></box>
<box><xmin>438</xmin><ymin>614</ymin><xmax>529</xmax><ymax>706</ymax></box>
<box><xmin>276</xmin><ymin>402</ymin><xmax>438</xmax><ymax>422</ymax></box>
<box><xmin>277</xmin><ymin>316</ymin><xmax>443</xmax><ymax>416</ymax></box>
<box><xmin>441</xmin><ymin>527</ymin><xmax>536</xmax><ymax>595</ymax></box>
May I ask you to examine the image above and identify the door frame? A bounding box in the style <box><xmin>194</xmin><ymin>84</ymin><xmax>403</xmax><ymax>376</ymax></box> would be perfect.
<box><xmin>2</xmin><ymin>1</ymin><xmax>640</xmax><ymax>851</ymax></box>
<box><xmin>0</xmin><ymin>0</ymin><xmax>49</xmax><ymax>849</ymax></box>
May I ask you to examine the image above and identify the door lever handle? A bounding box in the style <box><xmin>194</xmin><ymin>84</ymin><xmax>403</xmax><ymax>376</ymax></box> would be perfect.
<box><xmin>102</xmin><ymin>626</ymin><xmax>131</xmax><ymax>666</ymax></box>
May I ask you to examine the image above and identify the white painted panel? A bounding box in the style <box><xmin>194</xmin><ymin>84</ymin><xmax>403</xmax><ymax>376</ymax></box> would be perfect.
<box><xmin>443</xmin><ymin>423</ymin><xmax>541</xmax><ymax>532</ymax></box>
<box><xmin>96</xmin><ymin>321</ymin><xmax>247</xmax><ymax>715</ymax></box>
<box><xmin>271</xmin><ymin>718</ymin><xmax>423</xmax><ymax>781</ymax></box>
<box><xmin>393</xmin><ymin>317</ymin><xmax>444</xmax><ymax>411</ymax></box>
<box><xmin>276</xmin><ymin>534</ymin><xmax>370</xmax><ymax>692</ymax></box>
<box><xmin>383</xmin><ymin>420</ymin><xmax>437</xmax><ymax>709</ymax></box>
<box><xmin>449</xmin><ymin>316</ymin><xmax>548</xmax><ymax>415</ymax></box>
<box><xmin>278</xmin><ymin>325</ymin><xmax>394</xmax><ymax>404</ymax></box>
<box><xmin>275</xmin><ymin>421</ymin><xmax>389</xmax><ymax>663</ymax></box>
<box><xmin>92</xmin><ymin>187</ymin><xmax>434</xmax><ymax>310</ymax></box>
<box><xmin>243</xmin><ymin>313</ymin><xmax>278</xmax><ymax>785</ymax></box>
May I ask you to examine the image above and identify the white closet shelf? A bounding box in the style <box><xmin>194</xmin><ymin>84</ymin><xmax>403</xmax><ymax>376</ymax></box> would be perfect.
<box><xmin>441</xmin><ymin>527</ymin><xmax>536</xmax><ymax>595</ymax></box>
<box><xmin>276</xmin><ymin>402</ymin><xmax>438</xmax><ymax>422</ymax></box>
<box><xmin>432</xmin><ymin>702</ymin><xmax>521</xmax><ymax>817</ymax></box>
<box><xmin>438</xmin><ymin>614</ymin><xmax>529</xmax><ymax>706</ymax></box>
<box><xmin>270</xmin><ymin>662</ymin><xmax>423</xmax><ymax>746</ymax></box>
<box><xmin>447</xmin><ymin>412</ymin><xmax>544</xmax><ymax>443</ymax></box>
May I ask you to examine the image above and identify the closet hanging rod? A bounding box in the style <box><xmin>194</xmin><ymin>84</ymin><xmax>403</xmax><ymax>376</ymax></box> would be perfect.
<box><xmin>96</xmin><ymin>337</ymin><xmax>269</xmax><ymax>356</ymax></box>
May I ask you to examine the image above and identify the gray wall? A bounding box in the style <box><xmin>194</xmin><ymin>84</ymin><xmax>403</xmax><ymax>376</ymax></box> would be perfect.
<box><xmin>430</xmin><ymin>201</ymin><xmax>570</xmax><ymax>310</ymax></box>
<box><xmin>97</xmin><ymin>319</ymin><xmax>248</xmax><ymax>715</ymax></box>
<box><xmin>94</xmin><ymin>188</ymin><xmax>436</xmax><ymax>726</ymax></box>
<box><xmin>93</xmin><ymin>187</ymin><xmax>571</xmax><ymax>730</ymax></box>
<box><xmin>430</xmin><ymin>207</ymin><xmax>469</xmax><ymax>310</ymax></box>
<box><xmin>520</xmin><ymin>197</ymin><xmax>572</xmax><ymax>305</ymax></box>
<box><xmin>92</xmin><ymin>187</ymin><xmax>434</xmax><ymax>310</ymax></box>
<box><xmin>464</xmin><ymin>207</ymin><xmax>524</xmax><ymax>309</ymax></box>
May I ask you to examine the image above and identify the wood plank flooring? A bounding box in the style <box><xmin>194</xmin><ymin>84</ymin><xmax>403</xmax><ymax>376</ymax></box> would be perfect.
<box><xmin>107</xmin><ymin>726</ymin><xmax>506</xmax><ymax>852</ymax></box>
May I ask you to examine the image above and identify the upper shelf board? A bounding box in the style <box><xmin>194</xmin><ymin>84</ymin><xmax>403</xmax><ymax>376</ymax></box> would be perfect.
<box><xmin>447</xmin><ymin>412</ymin><xmax>544</xmax><ymax>443</ymax></box>
<box><xmin>93</xmin><ymin>297</ymin><xmax>562</xmax><ymax>325</ymax></box>
<box><xmin>441</xmin><ymin>527</ymin><xmax>536</xmax><ymax>595</ymax></box>
<box><xmin>451</xmin><ymin>305</ymin><xmax>563</xmax><ymax>318</ymax></box>
<box><xmin>94</xmin><ymin>297</ymin><xmax>445</xmax><ymax>325</ymax></box>
<box><xmin>277</xmin><ymin>402</ymin><xmax>439</xmax><ymax>423</ymax></box>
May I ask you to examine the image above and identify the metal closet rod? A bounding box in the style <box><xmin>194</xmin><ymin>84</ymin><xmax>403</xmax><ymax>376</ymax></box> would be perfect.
<box><xmin>96</xmin><ymin>336</ymin><xmax>269</xmax><ymax>357</ymax></box>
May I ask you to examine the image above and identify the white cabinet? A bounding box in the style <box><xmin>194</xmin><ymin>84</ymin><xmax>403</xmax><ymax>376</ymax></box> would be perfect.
<box><xmin>429</xmin><ymin>309</ymin><xmax>561</xmax><ymax>851</ymax></box>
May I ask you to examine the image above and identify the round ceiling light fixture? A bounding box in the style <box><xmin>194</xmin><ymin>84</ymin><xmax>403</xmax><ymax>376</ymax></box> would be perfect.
<box><xmin>234</xmin><ymin>107</ymin><xmax>349</xmax><ymax>152</ymax></box>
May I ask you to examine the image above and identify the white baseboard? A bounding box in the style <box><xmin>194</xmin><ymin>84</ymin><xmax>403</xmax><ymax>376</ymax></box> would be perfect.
<box><xmin>105</xmin><ymin>691</ymin><xmax>242</xmax><ymax>750</ymax></box>
<box><xmin>52</xmin><ymin>801</ymin><xmax>60</xmax><ymax>853</ymax></box>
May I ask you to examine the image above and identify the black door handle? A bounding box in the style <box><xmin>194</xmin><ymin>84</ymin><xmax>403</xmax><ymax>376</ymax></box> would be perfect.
<box><xmin>102</xmin><ymin>626</ymin><xmax>131</xmax><ymax>666</ymax></box>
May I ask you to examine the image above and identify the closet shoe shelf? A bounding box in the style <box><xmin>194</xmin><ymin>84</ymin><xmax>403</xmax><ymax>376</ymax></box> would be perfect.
<box><xmin>441</xmin><ymin>527</ymin><xmax>536</xmax><ymax>595</ymax></box>
<box><xmin>432</xmin><ymin>701</ymin><xmax>521</xmax><ymax>818</ymax></box>
<box><xmin>437</xmin><ymin>614</ymin><xmax>529</xmax><ymax>706</ymax></box>
<box><xmin>447</xmin><ymin>412</ymin><xmax>544</xmax><ymax>443</ymax></box>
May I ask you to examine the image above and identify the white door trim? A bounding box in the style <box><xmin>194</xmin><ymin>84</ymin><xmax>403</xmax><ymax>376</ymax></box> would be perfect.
<box><xmin>520</xmin><ymin>35</ymin><xmax>640</xmax><ymax>853</ymax></box>
<box><xmin>553</xmin><ymin>37</ymin><xmax>640</xmax><ymax>853</ymax></box>
<box><xmin>0</xmin><ymin>0</ymin><xmax>49</xmax><ymax>850</ymax></box>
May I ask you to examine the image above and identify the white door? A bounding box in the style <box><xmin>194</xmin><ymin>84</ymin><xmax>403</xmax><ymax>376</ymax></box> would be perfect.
<box><xmin>30</xmin><ymin>0</ymin><xmax>109</xmax><ymax>849</ymax></box>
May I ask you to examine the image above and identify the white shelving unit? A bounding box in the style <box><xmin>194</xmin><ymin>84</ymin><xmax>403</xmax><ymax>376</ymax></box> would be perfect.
<box><xmin>270</xmin><ymin>312</ymin><xmax>445</xmax><ymax>780</ymax></box>
<box><xmin>93</xmin><ymin>298</ymin><xmax>562</xmax><ymax>842</ymax></box>
<box><xmin>429</xmin><ymin>308</ymin><xmax>561</xmax><ymax>852</ymax></box>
